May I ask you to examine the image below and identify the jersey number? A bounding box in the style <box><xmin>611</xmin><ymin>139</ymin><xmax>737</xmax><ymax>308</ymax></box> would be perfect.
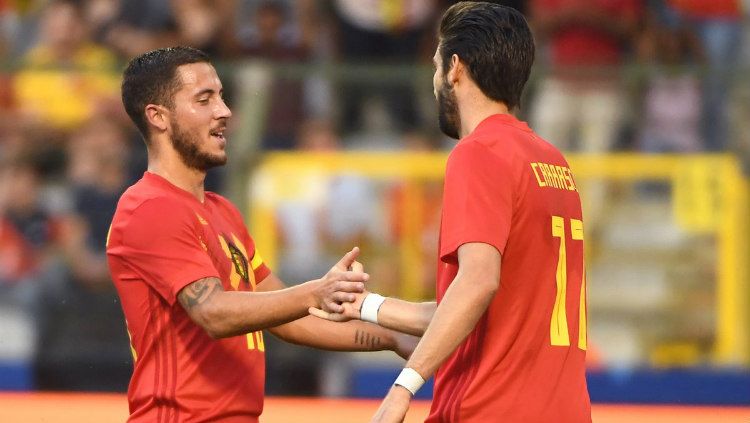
<box><xmin>247</xmin><ymin>331</ymin><xmax>265</xmax><ymax>351</ymax></box>
<box><xmin>550</xmin><ymin>216</ymin><xmax>586</xmax><ymax>350</ymax></box>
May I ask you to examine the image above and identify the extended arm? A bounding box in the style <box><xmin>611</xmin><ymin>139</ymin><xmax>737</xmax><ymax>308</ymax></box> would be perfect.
<box><xmin>259</xmin><ymin>273</ymin><xmax>419</xmax><ymax>359</ymax></box>
<box><xmin>311</xmin><ymin>293</ymin><xmax>436</xmax><ymax>337</ymax></box>
<box><xmin>373</xmin><ymin>298</ymin><xmax>436</xmax><ymax>337</ymax></box>
<box><xmin>371</xmin><ymin>242</ymin><xmax>501</xmax><ymax>422</ymax></box>
<box><xmin>177</xmin><ymin>248</ymin><xmax>367</xmax><ymax>339</ymax></box>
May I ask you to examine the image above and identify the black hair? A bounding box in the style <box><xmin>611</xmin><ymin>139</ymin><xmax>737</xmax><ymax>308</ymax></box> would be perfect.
<box><xmin>121</xmin><ymin>46</ymin><xmax>210</xmax><ymax>141</ymax></box>
<box><xmin>438</xmin><ymin>1</ymin><xmax>535</xmax><ymax>109</ymax></box>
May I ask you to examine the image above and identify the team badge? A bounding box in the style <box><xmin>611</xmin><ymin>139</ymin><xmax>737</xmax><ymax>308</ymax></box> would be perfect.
<box><xmin>218</xmin><ymin>233</ymin><xmax>255</xmax><ymax>290</ymax></box>
<box><xmin>227</xmin><ymin>241</ymin><xmax>249</xmax><ymax>283</ymax></box>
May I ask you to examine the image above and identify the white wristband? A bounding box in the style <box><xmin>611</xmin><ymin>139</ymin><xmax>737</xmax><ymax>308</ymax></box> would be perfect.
<box><xmin>394</xmin><ymin>368</ymin><xmax>425</xmax><ymax>396</ymax></box>
<box><xmin>359</xmin><ymin>293</ymin><xmax>386</xmax><ymax>324</ymax></box>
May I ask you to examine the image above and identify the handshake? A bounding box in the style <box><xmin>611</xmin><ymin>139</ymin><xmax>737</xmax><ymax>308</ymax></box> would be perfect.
<box><xmin>306</xmin><ymin>246</ymin><xmax>380</xmax><ymax>324</ymax></box>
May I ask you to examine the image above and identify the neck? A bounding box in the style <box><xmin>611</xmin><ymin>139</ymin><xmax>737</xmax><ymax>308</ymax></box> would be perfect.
<box><xmin>457</xmin><ymin>89</ymin><xmax>511</xmax><ymax>138</ymax></box>
<box><xmin>147</xmin><ymin>146</ymin><xmax>207</xmax><ymax>203</ymax></box>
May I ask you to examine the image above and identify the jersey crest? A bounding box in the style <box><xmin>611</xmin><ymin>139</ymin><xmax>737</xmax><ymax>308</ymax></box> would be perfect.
<box><xmin>218</xmin><ymin>233</ymin><xmax>255</xmax><ymax>290</ymax></box>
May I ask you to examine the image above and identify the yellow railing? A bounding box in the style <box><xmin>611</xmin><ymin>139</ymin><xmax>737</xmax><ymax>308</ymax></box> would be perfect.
<box><xmin>249</xmin><ymin>152</ymin><xmax>748</xmax><ymax>366</ymax></box>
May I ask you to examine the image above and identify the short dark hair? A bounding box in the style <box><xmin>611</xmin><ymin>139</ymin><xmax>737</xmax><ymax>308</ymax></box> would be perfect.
<box><xmin>121</xmin><ymin>46</ymin><xmax>210</xmax><ymax>140</ymax></box>
<box><xmin>438</xmin><ymin>2</ymin><xmax>535</xmax><ymax>110</ymax></box>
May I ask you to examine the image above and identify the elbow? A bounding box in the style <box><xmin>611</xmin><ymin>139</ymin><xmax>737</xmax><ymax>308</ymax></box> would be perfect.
<box><xmin>475</xmin><ymin>275</ymin><xmax>499</xmax><ymax>299</ymax></box>
<box><xmin>266</xmin><ymin>322</ymin><xmax>297</xmax><ymax>344</ymax></box>
<box><xmin>193</xmin><ymin>302</ymin><xmax>234</xmax><ymax>339</ymax></box>
<box><xmin>204</xmin><ymin>324</ymin><xmax>230</xmax><ymax>340</ymax></box>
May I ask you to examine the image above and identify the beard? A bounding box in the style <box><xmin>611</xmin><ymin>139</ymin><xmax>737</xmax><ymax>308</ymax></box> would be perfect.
<box><xmin>437</xmin><ymin>78</ymin><xmax>460</xmax><ymax>139</ymax></box>
<box><xmin>171</xmin><ymin>121</ymin><xmax>227</xmax><ymax>171</ymax></box>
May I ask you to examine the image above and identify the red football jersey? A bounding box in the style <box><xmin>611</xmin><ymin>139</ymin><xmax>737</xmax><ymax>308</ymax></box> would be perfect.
<box><xmin>427</xmin><ymin>114</ymin><xmax>591</xmax><ymax>423</ymax></box>
<box><xmin>107</xmin><ymin>172</ymin><xmax>271</xmax><ymax>423</ymax></box>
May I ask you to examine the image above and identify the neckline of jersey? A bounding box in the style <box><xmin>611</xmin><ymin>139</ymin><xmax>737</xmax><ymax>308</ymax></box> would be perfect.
<box><xmin>471</xmin><ymin>113</ymin><xmax>532</xmax><ymax>136</ymax></box>
<box><xmin>143</xmin><ymin>171</ymin><xmax>209</xmax><ymax>207</ymax></box>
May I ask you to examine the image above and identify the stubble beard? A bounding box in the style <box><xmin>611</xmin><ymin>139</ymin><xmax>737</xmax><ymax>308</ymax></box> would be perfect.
<box><xmin>437</xmin><ymin>78</ymin><xmax>460</xmax><ymax>140</ymax></box>
<box><xmin>171</xmin><ymin>121</ymin><xmax>227</xmax><ymax>171</ymax></box>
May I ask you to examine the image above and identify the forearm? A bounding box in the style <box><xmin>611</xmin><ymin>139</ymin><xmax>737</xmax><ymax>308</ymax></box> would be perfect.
<box><xmin>405</xmin><ymin>277</ymin><xmax>495</xmax><ymax>379</ymax></box>
<box><xmin>270</xmin><ymin>316</ymin><xmax>396</xmax><ymax>352</ymax></box>
<box><xmin>184</xmin><ymin>258</ymin><xmax>367</xmax><ymax>338</ymax></box>
<box><xmin>377</xmin><ymin>298</ymin><xmax>436</xmax><ymax>337</ymax></box>
<box><xmin>188</xmin><ymin>279</ymin><xmax>318</xmax><ymax>338</ymax></box>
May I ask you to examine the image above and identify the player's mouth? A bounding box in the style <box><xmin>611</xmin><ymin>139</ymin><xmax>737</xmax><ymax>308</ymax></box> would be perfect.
<box><xmin>210</xmin><ymin>128</ymin><xmax>226</xmax><ymax>146</ymax></box>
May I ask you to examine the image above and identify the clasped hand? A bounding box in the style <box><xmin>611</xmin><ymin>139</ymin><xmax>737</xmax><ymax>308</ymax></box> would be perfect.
<box><xmin>312</xmin><ymin>247</ymin><xmax>370</xmax><ymax>314</ymax></box>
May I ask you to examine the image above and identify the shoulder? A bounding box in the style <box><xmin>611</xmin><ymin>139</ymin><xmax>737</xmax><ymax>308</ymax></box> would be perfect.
<box><xmin>206</xmin><ymin>192</ymin><xmax>245</xmax><ymax>223</ymax></box>
<box><xmin>448</xmin><ymin>137</ymin><xmax>512</xmax><ymax>170</ymax></box>
<box><xmin>206</xmin><ymin>192</ymin><xmax>240</xmax><ymax>213</ymax></box>
<box><xmin>118</xmin><ymin>178</ymin><xmax>182</xmax><ymax>211</ymax></box>
<box><xmin>114</xmin><ymin>183</ymin><xmax>195</xmax><ymax>230</ymax></box>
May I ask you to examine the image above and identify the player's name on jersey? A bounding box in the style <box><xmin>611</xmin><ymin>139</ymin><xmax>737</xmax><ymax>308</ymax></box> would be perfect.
<box><xmin>530</xmin><ymin>162</ymin><xmax>578</xmax><ymax>191</ymax></box>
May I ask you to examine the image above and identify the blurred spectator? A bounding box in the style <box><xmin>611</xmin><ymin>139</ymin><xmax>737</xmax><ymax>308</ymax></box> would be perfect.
<box><xmin>636</xmin><ymin>11</ymin><xmax>704</xmax><ymax>152</ymax></box>
<box><xmin>332</xmin><ymin>0</ymin><xmax>438</xmax><ymax>133</ymax></box>
<box><xmin>530</xmin><ymin>0</ymin><xmax>642</xmax><ymax>153</ymax></box>
<box><xmin>0</xmin><ymin>153</ymin><xmax>59</xmax><ymax>287</ymax></box>
<box><xmin>34</xmin><ymin>119</ymin><xmax>132</xmax><ymax>391</ymax></box>
<box><xmin>667</xmin><ymin>0</ymin><xmax>743</xmax><ymax>151</ymax></box>
<box><xmin>731</xmin><ymin>6</ymin><xmax>750</xmax><ymax>168</ymax></box>
<box><xmin>237</xmin><ymin>0</ymin><xmax>312</xmax><ymax>150</ymax></box>
<box><xmin>99</xmin><ymin>0</ymin><xmax>179</xmax><ymax>58</ymax></box>
<box><xmin>101</xmin><ymin>0</ymin><xmax>236</xmax><ymax>59</ymax></box>
<box><xmin>12</xmin><ymin>0</ymin><xmax>120</xmax><ymax>131</ymax></box>
<box><xmin>170</xmin><ymin>0</ymin><xmax>237</xmax><ymax>57</ymax></box>
<box><xmin>0</xmin><ymin>0</ymin><xmax>16</xmax><ymax>57</ymax></box>
<box><xmin>0</xmin><ymin>0</ymin><xmax>47</xmax><ymax>58</ymax></box>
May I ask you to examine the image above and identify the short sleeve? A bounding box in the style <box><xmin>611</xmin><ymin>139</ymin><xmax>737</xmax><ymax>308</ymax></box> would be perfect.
<box><xmin>120</xmin><ymin>198</ymin><xmax>220</xmax><ymax>304</ymax></box>
<box><xmin>439</xmin><ymin>141</ymin><xmax>514</xmax><ymax>262</ymax></box>
<box><xmin>249</xmin><ymin>245</ymin><xmax>271</xmax><ymax>285</ymax></box>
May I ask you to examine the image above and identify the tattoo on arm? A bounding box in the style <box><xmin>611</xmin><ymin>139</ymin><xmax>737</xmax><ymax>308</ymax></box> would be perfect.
<box><xmin>354</xmin><ymin>329</ymin><xmax>382</xmax><ymax>350</ymax></box>
<box><xmin>178</xmin><ymin>277</ymin><xmax>223</xmax><ymax>309</ymax></box>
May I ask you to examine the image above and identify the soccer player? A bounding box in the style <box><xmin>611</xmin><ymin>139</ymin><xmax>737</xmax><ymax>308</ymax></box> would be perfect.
<box><xmin>311</xmin><ymin>3</ymin><xmax>592</xmax><ymax>422</ymax></box>
<box><xmin>107</xmin><ymin>47</ymin><xmax>416</xmax><ymax>422</ymax></box>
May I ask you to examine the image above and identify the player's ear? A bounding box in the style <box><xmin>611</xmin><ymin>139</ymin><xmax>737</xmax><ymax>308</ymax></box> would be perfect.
<box><xmin>447</xmin><ymin>54</ymin><xmax>462</xmax><ymax>85</ymax></box>
<box><xmin>145</xmin><ymin>104</ymin><xmax>169</xmax><ymax>133</ymax></box>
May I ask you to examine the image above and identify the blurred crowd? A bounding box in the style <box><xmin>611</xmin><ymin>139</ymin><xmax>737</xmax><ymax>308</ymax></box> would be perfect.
<box><xmin>0</xmin><ymin>0</ymin><xmax>748</xmax><ymax>393</ymax></box>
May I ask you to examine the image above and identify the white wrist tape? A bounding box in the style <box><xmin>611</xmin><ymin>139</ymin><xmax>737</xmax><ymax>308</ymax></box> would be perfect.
<box><xmin>359</xmin><ymin>293</ymin><xmax>386</xmax><ymax>324</ymax></box>
<box><xmin>394</xmin><ymin>368</ymin><xmax>425</xmax><ymax>396</ymax></box>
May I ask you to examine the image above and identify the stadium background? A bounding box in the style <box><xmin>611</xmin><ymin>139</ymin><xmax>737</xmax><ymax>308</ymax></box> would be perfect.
<box><xmin>0</xmin><ymin>0</ymin><xmax>748</xmax><ymax>421</ymax></box>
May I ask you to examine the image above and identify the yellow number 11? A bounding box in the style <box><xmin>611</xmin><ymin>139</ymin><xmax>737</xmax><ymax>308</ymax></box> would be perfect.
<box><xmin>550</xmin><ymin>216</ymin><xmax>586</xmax><ymax>350</ymax></box>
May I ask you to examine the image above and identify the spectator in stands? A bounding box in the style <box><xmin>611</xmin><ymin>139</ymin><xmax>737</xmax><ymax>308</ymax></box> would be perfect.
<box><xmin>12</xmin><ymin>0</ymin><xmax>120</xmax><ymax>131</ymax></box>
<box><xmin>0</xmin><ymin>0</ymin><xmax>15</xmax><ymax>57</ymax></box>
<box><xmin>530</xmin><ymin>0</ymin><xmax>642</xmax><ymax>153</ymax></box>
<box><xmin>237</xmin><ymin>0</ymin><xmax>312</xmax><ymax>150</ymax></box>
<box><xmin>101</xmin><ymin>0</ymin><xmax>236</xmax><ymax>59</ymax></box>
<box><xmin>99</xmin><ymin>0</ymin><xmax>179</xmax><ymax>58</ymax></box>
<box><xmin>0</xmin><ymin>153</ymin><xmax>59</xmax><ymax>287</ymax></box>
<box><xmin>331</xmin><ymin>0</ymin><xmax>438</xmax><ymax>133</ymax></box>
<box><xmin>34</xmin><ymin>119</ymin><xmax>132</xmax><ymax>391</ymax></box>
<box><xmin>666</xmin><ymin>0</ymin><xmax>743</xmax><ymax>151</ymax></box>
<box><xmin>636</xmin><ymin>9</ymin><xmax>704</xmax><ymax>153</ymax></box>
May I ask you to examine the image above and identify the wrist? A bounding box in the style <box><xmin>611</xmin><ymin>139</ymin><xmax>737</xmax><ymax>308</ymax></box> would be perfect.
<box><xmin>303</xmin><ymin>278</ymin><xmax>323</xmax><ymax>309</ymax></box>
<box><xmin>393</xmin><ymin>367</ymin><xmax>425</xmax><ymax>396</ymax></box>
<box><xmin>360</xmin><ymin>292</ymin><xmax>386</xmax><ymax>324</ymax></box>
<box><xmin>390</xmin><ymin>383</ymin><xmax>415</xmax><ymax>400</ymax></box>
